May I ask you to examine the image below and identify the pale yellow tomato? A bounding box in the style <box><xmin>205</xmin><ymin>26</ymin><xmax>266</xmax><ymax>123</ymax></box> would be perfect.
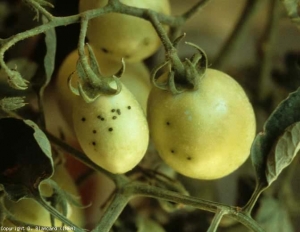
<box><xmin>79</xmin><ymin>0</ymin><xmax>171</xmax><ymax>62</ymax></box>
<box><xmin>147</xmin><ymin>68</ymin><xmax>256</xmax><ymax>180</ymax></box>
<box><xmin>43</xmin><ymin>47</ymin><xmax>151</xmax><ymax>150</ymax></box>
<box><xmin>72</xmin><ymin>81</ymin><xmax>149</xmax><ymax>174</ymax></box>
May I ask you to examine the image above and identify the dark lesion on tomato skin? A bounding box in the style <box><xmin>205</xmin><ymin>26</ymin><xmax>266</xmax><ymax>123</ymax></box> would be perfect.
<box><xmin>101</xmin><ymin>47</ymin><xmax>110</xmax><ymax>53</ymax></box>
<box><xmin>97</xmin><ymin>115</ymin><xmax>105</xmax><ymax>121</ymax></box>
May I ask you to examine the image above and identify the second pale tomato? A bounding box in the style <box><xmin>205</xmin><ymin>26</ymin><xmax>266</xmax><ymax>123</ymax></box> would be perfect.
<box><xmin>79</xmin><ymin>0</ymin><xmax>171</xmax><ymax>62</ymax></box>
<box><xmin>147</xmin><ymin>68</ymin><xmax>256</xmax><ymax>180</ymax></box>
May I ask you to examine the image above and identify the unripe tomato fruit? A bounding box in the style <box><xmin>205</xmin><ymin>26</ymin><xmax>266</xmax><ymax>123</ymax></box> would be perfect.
<box><xmin>147</xmin><ymin>68</ymin><xmax>256</xmax><ymax>180</ymax></box>
<box><xmin>3</xmin><ymin>165</ymin><xmax>85</xmax><ymax>231</ymax></box>
<box><xmin>72</xmin><ymin>82</ymin><xmax>149</xmax><ymax>174</ymax></box>
<box><xmin>53</xmin><ymin>47</ymin><xmax>151</xmax><ymax>130</ymax></box>
<box><xmin>79</xmin><ymin>0</ymin><xmax>171</xmax><ymax>63</ymax></box>
<box><xmin>44</xmin><ymin>47</ymin><xmax>151</xmax><ymax>153</ymax></box>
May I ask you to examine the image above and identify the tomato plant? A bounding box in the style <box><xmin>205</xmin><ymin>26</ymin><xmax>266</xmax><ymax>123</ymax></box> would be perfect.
<box><xmin>1</xmin><ymin>0</ymin><xmax>300</xmax><ymax>232</ymax></box>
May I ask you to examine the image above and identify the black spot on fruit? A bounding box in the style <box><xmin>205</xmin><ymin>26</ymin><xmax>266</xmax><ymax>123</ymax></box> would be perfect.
<box><xmin>171</xmin><ymin>150</ymin><xmax>175</xmax><ymax>153</ymax></box>
<box><xmin>93</xmin><ymin>130</ymin><xmax>97</xmax><ymax>134</ymax></box>
<box><xmin>127</xmin><ymin>106</ymin><xmax>131</xmax><ymax>110</ymax></box>
<box><xmin>108</xmin><ymin>127</ymin><xmax>113</xmax><ymax>132</ymax></box>
<box><xmin>92</xmin><ymin>141</ymin><xmax>96</xmax><ymax>146</ymax></box>
<box><xmin>143</xmin><ymin>37</ymin><xmax>150</xmax><ymax>46</ymax></box>
<box><xmin>112</xmin><ymin>116</ymin><xmax>117</xmax><ymax>120</ymax></box>
<box><xmin>111</xmin><ymin>109</ymin><xmax>116</xmax><ymax>113</ymax></box>
<box><xmin>81</xmin><ymin>117</ymin><xmax>86</xmax><ymax>122</ymax></box>
<box><xmin>97</xmin><ymin>115</ymin><xmax>105</xmax><ymax>121</ymax></box>
<box><xmin>102</xmin><ymin>48</ymin><xmax>109</xmax><ymax>53</ymax></box>
<box><xmin>117</xmin><ymin>109</ymin><xmax>121</xmax><ymax>115</ymax></box>
<box><xmin>166</xmin><ymin>121</ymin><xmax>170</xmax><ymax>126</ymax></box>
<box><xmin>187</xmin><ymin>157</ymin><xmax>192</xmax><ymax>160</ymax></box>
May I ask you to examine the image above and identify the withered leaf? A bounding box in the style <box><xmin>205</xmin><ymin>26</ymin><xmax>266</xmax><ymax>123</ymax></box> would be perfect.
<box><xmin>0</xmin><ymin>118</ymin><xmax>53</xmax><ymax>201</ymax></box>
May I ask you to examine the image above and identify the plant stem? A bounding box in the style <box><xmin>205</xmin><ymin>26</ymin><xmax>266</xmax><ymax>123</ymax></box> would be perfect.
<box><xmin>146</xmin><ymin>12</ymin><xmax>186</xmax><ymax>80</ymax></box>
<box><xmin>213</xmin><ymin>0</ymin><xmax>263</xmax><ymax>69</ymax></box>
<box><xmin>258</xmin><ymin>0</ymin><xmax>281</xmax><ymax>102</ymax></box>
<box><xmin>206</xmin><ymin>209</ymin><xmax>227</xmax><ymax>232</ymax></box>
<box><xmin>77</xmin><ymin>16</ymin><xmax>102</xmax><ymax>87</ymax></box>
<box><xmin>24</xmin><ymin>0</ymin><xmax>54</xmax><ymax>21</ymax></box>
<box><xmin>242</xmin><ymin>181</ymin><xmax>267</xmax><ymax>215</ymax></box>
<box><xmin>182</xmin><ymin>0</ymin><xmax>212</xmax><ymax>21</ymax></box>
<box><xmin>128</xmin><ymin>182</ymin><xmax>265</xmax><ymax>232</ymax></box>
<box><xmin>92</xmin><ymin>191</ymin><xmax>130</xmax><ymax>232</ymax></box>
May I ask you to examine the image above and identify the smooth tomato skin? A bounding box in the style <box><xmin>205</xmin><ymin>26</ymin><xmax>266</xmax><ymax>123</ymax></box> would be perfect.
<box><xmin>72</xmin><ymin>83</ymin><xmax>149</xmax><ymax>174</ymax></box>
<box><xmin>79</xmin><ymin>0</ymin><xmax>171</xmax><ymax>63</ymax></box>
<box><xmin>53</xmin><ymin>47</ymin><xmax>151</xmax><ymax>128</ymax></box>
<box><xmin>3</xmin><ymin>165</ymin><xmax>85</xmax><ymax>231</ymax></box>
<box><xmin>147</xmin><ymin>68</ymin><xmax>256</xmax><ymax>180</ymax></box>
<box><xmin>44</xmin><ymin>47</ymin><xmax>151</xmax><ymax>156</ymax></box>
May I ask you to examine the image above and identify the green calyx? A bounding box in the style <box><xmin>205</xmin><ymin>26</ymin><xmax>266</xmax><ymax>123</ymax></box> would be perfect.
<box><xmin>68</xmin><ymin>43</ymin><xmax>124</xmax><ymax>103</ymax></box>
<box><xmin>152</xmin><ymin>39</ymin><xmax>208</xmax><ymax>94</ymax></box>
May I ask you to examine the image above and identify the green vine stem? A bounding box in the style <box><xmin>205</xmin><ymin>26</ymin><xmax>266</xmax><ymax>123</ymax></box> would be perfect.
<box><xmin>206</xmin><ymin>209</ymin><xmax>227</xmax><ymax>232</ymax></box>
<box><xmin>126</xmin><ymin>182</ymin><xmax>265</xmax><ymax>232</ymax></box>
<box><xmin>92</xmin><ymin>191</ymin><xmax>130</xmax><ymax>232</ymax></box>
<box><xmin>146</xmin><ymin>12</ymin><xmax>186</xmax><ymax>81</ymax></box>
<box><xmin>258</xmin><ymin>0</ymin><xmax>281</xmax><ymax>102</ymax></box>
<box><xmin>45</xmin><ymin>128</ymin><xmax>265</xmax><ymax>232</ymax></box>
<box><xmin>242</xmin><ymin>181</ymin><xmax>267</xmax><ymax>215</ymax></box>
<box><xmin>169</xmin><ymin>0</ymin><xmax>211</xmax><ymax>40</ymax></box>
<box><xmin>213</xmin><ymin>0</ymin><xmax>263</xmax><ymax>69</ymax></box>
<box><xmin>23</xmin><ymin>0</ymin><xmax>54</xmax><ymax>21</ymax></box>
<box><xmin>75</xmin><ymin>16</ymin><xmax>122</xmax><ymax>101</ymax></box>
<box><xmin>0</xmin><ymin>0</ymin><xmax>206</xmax><ymax>89</ymax></box>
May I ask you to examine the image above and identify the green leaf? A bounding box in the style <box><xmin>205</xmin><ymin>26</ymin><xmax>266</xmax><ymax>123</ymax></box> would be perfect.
<box><xmin>42</xmin><ymin>15</ymin><xmax>56</xmax><ymax>87</ymax></box>
<box><xmin>251</xmin><ymin>87</ymin><xmax>300</xmax><ymax>187</ymax></box>
<box><xmin>266</xmin><ymin>122</ymin><xmax>300</xmax><ymax>185</ymax></box>
<box><xmin>254</xmin><ymin>196</ymin><xmax>294</xmax><ymax>232</ymax></box>
<box><xmin>0</xmin><ymin>118</ymin><xmax>53</xmax><ymax>201</ymax></box>
<box><xmin>281</xmin><ymin>0</ymin><xmax>300</xmax><ymax>30</ymax></box>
